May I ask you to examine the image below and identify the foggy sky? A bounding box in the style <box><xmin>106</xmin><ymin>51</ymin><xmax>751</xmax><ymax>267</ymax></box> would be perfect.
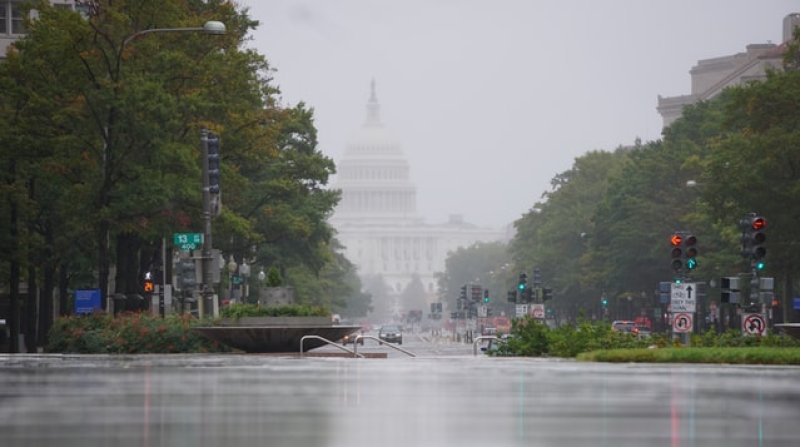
<box><xmin>239</xmin><ymin>0</ymin><xmax>797</xmax><ymax>229</ymax></box>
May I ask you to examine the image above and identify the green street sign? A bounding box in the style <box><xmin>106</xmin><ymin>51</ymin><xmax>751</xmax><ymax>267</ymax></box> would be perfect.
<box><xmin>173</xmin><ymin>233</ymin><xmax>203</xmax><ymax>251</ymax></box>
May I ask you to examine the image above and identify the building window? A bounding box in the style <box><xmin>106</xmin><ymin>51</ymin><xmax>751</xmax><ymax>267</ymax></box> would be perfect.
<box><xmin>0</xmin><ymin>2</ymin><xmax>7</xmax><ymax>34</ymax></box>
<box><xmin>11</xmin><ymin>1</ymin><xmax>26</xmax><ymax>35</ymax></box>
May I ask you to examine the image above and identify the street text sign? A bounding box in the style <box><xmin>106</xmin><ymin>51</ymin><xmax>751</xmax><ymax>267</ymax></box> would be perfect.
<box><xmin>671</xmin><ymin>282</ymin><xmax>697</xmax><ymax>312</ymax></box>
<box><xmin>173</xmin><ymin>233</ymin><xmax>203</xmax><ymax>251</ymax></box>
<box><xmin>74</xmin><ymin>289</ymin><xmax>102</xmax><ymax>314</ymax></box>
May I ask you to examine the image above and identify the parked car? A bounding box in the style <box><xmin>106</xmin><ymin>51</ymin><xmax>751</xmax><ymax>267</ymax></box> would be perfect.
<box><xmin>632</xmin><ymin>325</ymin><xmax>652</xmax><ymax>338</ymax></box>
<box><xmin>378</xmin><ymin>325</ymin><xmax>403</xmax><ymax>345</ymax></box>
<box><xmin>611</xmin><ymin>320</ymin><xmax>636</xmax><ymax>333</ymax></box>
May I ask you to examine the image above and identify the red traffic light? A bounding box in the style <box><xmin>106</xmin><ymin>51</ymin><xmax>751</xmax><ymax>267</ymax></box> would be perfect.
<box><xmin>752</xmin><ymin>217</ymin><xmax>766</xmax><ymax>230</ymax></box>
<box><xmin>670</xmin><ymin>234</ymin><xmax>682</xmax><ymax>246</ymax></box>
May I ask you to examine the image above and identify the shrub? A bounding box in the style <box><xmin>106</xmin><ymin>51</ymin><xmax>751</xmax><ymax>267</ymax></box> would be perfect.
<box><xmin>219</xmin><ymin>303</ymin><xmax>330</xmax><ymax>320</ymax></box>
<box><xmin>46</xmin><ymin>312</ymin><xmax>229</xmax><ymax>354</ymax></box>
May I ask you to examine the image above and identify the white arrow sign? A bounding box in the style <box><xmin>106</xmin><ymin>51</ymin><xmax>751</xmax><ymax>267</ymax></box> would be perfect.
<box><xmin>671</xmin><ymin>283</ymin><xmax>696</xmax><ymax>313</ymax></box>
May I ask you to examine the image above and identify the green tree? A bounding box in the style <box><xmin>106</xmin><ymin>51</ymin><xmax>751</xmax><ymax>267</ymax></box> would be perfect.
<box><xmin>0</xmin><ymin>1</ymin><xmax>342</xmax><ymax>349</ymax></box>
<box><xmin>437</xmin><ymin>241</ymin><xmax>509</xmax><ymax>314</ymax></box>
<box><xmin>511</xmin><ymin>149</ymin><xmax>627</xmax><ymax>322</ymax></box>
<box><xmin>702</xmin><ymin>69</ymin><xmax>800</xmax><ymax>320</ymax></box>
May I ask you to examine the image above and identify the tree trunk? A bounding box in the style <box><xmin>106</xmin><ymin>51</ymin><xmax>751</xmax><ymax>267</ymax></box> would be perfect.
<box><xmin>25</xmin><ymin>177</ymin><xmax>37</xmax><ymax>352</ymax></box>
<box><xmin>38</xmin><ymin>221</ymin><xmax>55</xmax><ymax>347</ymax></box>
<box><xmin>8</xmin><ymin>159</ymin><xmax>20</xmax><ymax>353</ymax></box>
<box><xmin>25</xmin><ymin>265</ymin><xmax>37</xmax><ymax>353</ymax></box>
<box><xmin>98</xmin><ymin>221</ymin><xmax>110</xmax><ymax>311</ymax></box>
<box><xmin>784</xmin><ymin>272</ymin><xmax>795</xmax><ymax>323</ymax></box>
<box><xmin>58</xmin><ymin>262</ymin><xmax>69</xmax><ymax>316</ymax></box>
<box><xmin>116</xmin><ymin>232</ymin><xmax>144</xmax><ymax>295</ymax></box>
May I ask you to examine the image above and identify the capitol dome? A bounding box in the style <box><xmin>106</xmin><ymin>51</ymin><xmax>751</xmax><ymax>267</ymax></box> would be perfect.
<box><xmin>332</xmin><ymin>81</ymin><xmax>418</xmax><ymax>222</ymax></box>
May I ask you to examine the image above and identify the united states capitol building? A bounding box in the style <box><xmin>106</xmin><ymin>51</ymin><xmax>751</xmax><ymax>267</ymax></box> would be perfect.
<box><xmin>329</xmin><ymin>82</ymin><xmax>507</xmax><ymax>317</ymax></box>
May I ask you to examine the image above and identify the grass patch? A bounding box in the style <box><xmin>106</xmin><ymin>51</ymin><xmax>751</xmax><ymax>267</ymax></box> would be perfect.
<box><xmin>577</xmin><ymin>347</ymin><xmax>800</xmax><ymax>365</ymax></box>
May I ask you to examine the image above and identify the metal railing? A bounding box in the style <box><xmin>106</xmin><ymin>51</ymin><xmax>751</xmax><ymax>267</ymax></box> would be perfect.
<box><xmin>354</xmin><ymin>335</ymin><xmax>416</xmax><ymax>357</ymax></box>
<box><xmin>299</xmin><ymin>335</ymin><xmax>364</xmax><ymax>358</ymax></box>
<box><xmin>473</xmin><ymin>336</ymin><xmax>499</xmax><ymax>356</ymax></box>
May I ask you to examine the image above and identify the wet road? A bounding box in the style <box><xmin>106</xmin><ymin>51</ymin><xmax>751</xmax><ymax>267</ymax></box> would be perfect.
<box><xmin>1</xmin><ymin>335</ymin><xmax>799</xmax><ymax>447</ymax></box>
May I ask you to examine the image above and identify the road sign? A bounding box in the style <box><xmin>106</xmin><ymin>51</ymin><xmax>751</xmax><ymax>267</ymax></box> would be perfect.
<box><xmin>478</xmin><ymin>305</ymin><xmax>487</xmax><ymax>318</ymax></box>
<box><xmin>742</xmin><ymin>313</ymin><xmax>767</xmax><ymax>336</ymax></box>
<box><xmin>515</xmin><ymin>304</ymin><xmax>529</xmax><ymax>318</ymax></box>
<box><xmin>74</xmin><ymin>289</ymin><xmax>102</xmax><ymax>314</ymax></box>
<box><xmin>531</xmin><ymin>304</ymin><xmax>545</xmax><ymax>319</ymax></box>
<box><xmin>173</xmin><ymin>233</ymin><xmax>203</xmax><ymax>251</ymax></box>
<box><xmin>672</xmin><ymin>312</ymin><xmax>693</xmax><ymax>333</ymax></box>
<box><xmin>671</xmin><ymin>282</ymin><xmax>697</xmax><ymax>312</ymax></box>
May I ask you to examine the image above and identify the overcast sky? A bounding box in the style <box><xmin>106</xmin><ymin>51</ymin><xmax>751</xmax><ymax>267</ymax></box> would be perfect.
<box><xmin>239</xmin><ymin>1</ymin><xmax>797</xmax><ymax>229</ymax></box>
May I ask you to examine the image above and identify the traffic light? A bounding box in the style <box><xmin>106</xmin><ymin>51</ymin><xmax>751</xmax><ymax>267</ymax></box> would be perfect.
<box><xmin>459</xmin><ymin>285</ymin><xmax>467</xmax><ymax>301</ymax></box>
<box><xmin>177</xmin><ymin>258</ymin><xmax>197</xmax><ymax>291</ymax></box>
<box><xmin>670</xmin><ymin>233</ymin><xmax>683</xmax><ymax>272</ymax></box>
<box><xmin>670</xmin><ymin>232</ymin><xmax>698</xmax><ymax>272</ymax></box>
<box><xmin>542</xmin><ymin>288</ymin><xmax>553</xmax><ymax>301</ymax></box>
<box><xmin>207</xmin><ymin>133</ymin><xmax>221</xmax><ymax>194</ymax></box>
<box><xmin>532</xmin><ymin>268</ymin><xmax>542</xmax><ymax>287</ymax></box>
<box><xmin>143</xmin><ymin>271</ymin><xmax>155</xmax><ymax>294</ymax></box>
<box><xmin>470</xmin><ymin>285</ymin><xmax>482</xmax><ymax>302</ymax></box>
<box><xmin>523</xmin><ymin>287</ymin><xmax>533</xmax><ymax>303</ymax></box>
<box><xmin>601</xmin><ymin>296</ymin><xmax>608</xmax><ymax>307</ymax></box>
<box><xmin>740</xmin><ymin>214</ymin><xmax>767</xmax><ymax>270</ymax></box>
<box><xmin>517</xmin><ymin>273</ymin><xmax>527</xmax><ymax>292</ymax></box>
<box><xmin>720</xmin><ymin>276</ymin><xmax>740</xmax><ymax>304</ymax></box>
<box><xmin>684</xmin><ymin>234</ymin><xmax>698</xmax><ymax>270</ymax></box>
<box><xmin>483</xmin><ymin>289</ymin><xmax>490</xmax><ymax>304</ymax></box>
<box><xmin>507</xmin><ymin>290</ymin><xmax>517</xmax><ymax>303</ymax></box>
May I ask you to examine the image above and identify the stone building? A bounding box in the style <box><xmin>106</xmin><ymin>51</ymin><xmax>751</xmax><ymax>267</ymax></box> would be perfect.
<box><xmin>329</xmin><ymin>82</ymin><xmax>506</xmax><ymax>318</ymax></box>
<box><xmin>657</xmin><ymin>13</ymin><xmax>800</xmax><ymax>128</ymax></box>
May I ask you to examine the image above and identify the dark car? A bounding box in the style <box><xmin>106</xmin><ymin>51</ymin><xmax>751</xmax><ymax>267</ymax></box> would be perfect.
<box><xmin>378</xmin><ymin>325</ymin><xmax>403</xmax><ymax>345</ymax></box>
<box><xmin>341</xmin><ymin>331</ymin><xmax>365</xmax><ymax>345</ymax></box>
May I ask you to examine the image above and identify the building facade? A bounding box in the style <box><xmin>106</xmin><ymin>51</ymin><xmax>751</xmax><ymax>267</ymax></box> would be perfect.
<box><xmin>0</xmin><ymin>1</ymin><xmax>83</xmax><ymax>59</ymax></box>
<box><xmin>657</xmin><ymin>13</ymin><xmax>800</xmax><ymax>128</ymax></box>
<box><xmin>329</xmin><ymin>82</ymin><xmax>505</xmax><ymax>316</ymax></box>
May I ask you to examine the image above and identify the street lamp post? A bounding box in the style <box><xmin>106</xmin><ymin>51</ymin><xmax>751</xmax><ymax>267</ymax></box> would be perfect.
<box><xmin>118</xmin><ymin>21</ymin><xmax>226</xmax><ymax>318</ymax></box>
<box><xmin>122</xmin><ymin>21</ymin><xmax>226</xmax><ymax>48</ymax></box>
<box><xmin>239</xmin><ymin>261</ymin><xmax>251</xmax><ymax>303</ymax></box>
<box><xmin>227</xmin><ymin>256</ymin><xmax>238</xmax><ymax>304</ymax></box>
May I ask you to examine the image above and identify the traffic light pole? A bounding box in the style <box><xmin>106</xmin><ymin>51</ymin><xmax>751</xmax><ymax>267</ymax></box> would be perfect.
<box><xmin>200</xmin><ymin>129</ymin><xmax>216</xmax><ymax>318</ymax></box>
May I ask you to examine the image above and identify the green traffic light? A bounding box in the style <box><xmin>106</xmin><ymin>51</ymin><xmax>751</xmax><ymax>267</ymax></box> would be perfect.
<box><xmin>686</xmin><ymin>258</ymin><xmax>698</xmax><ymax>270</ymax></box>
<box><xmin>756</xmin><ymin>260</ymin><xmax>766</xmax><ymax>270</ymax></box>
<box><xmin>517</xmin><ymin>283</ymin><xmax>525</xmax><ymax>291</ymax></box>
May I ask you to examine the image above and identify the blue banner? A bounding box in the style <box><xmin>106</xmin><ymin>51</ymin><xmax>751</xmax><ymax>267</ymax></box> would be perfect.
<box><xmin>74</xmin><ymin>289</ymin><xmax>102</xmax><ymax>314</ymax></box>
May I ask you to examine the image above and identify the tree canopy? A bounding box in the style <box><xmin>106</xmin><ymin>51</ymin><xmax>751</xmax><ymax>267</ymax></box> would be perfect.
<box><xmin>0</xmin><ymin>0</ymin><xmax>362</xmax><ymax>350</ymax></box>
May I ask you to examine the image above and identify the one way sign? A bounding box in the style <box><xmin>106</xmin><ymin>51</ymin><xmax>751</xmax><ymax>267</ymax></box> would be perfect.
<box><xmin>671</xmin><ymin>283</ymin><xmax>697</xmax><ymax>313</ymax></box>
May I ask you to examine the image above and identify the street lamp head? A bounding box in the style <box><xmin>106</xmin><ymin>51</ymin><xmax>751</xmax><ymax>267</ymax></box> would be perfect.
<box><xmin>203</xmin><ymin>21</ymin><xmax>226</xmax><ymax>35</ymax></box>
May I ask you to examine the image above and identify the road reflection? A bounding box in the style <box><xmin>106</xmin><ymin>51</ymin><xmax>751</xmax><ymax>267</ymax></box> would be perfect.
<box><xmin>0</xmin><ymin>353</ymin><xmax>798</xmax><ymax>446</ymax></box>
